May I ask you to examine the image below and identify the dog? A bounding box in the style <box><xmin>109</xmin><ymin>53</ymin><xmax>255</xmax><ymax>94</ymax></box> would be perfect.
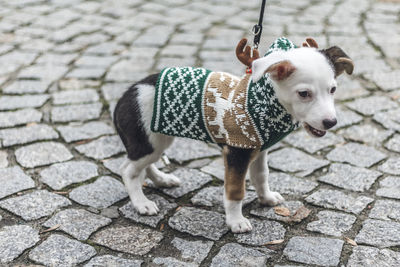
<box><xmin>113</xmin><ymin>37</ymin><xmax>354</xmax><ymax>233</ymax></box>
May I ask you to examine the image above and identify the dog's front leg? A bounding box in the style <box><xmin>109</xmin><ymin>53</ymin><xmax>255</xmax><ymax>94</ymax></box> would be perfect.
<box><xmin>249</xmin><ymin>150</ymin><xmax>284</xmax><ymax>206</ymax></box>
<box><xmin>223</xmin><ymin>146</ymin><xmax>257</xmax><ymax>233</ymax></box>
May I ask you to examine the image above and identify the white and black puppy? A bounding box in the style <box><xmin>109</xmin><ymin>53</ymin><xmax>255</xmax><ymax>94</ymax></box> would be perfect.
<box><xmin>114</xmin><ymin>38</ymin><xmax>354</xmax><ymax>233</ymax></box>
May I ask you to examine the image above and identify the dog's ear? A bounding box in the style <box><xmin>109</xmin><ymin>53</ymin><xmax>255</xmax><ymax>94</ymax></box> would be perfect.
<box><xmin>320</xmin><ymin>46</ymin><xmax>354</xmax><ymax>77</ymax></box>
<box><xmin>252</xmin><ymin>52</ymin><xmax>296</xmax><ymax>82</ymax></box>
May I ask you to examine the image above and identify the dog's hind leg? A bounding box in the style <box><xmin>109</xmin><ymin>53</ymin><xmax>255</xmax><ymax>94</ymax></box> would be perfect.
<box><xmin>146</xmin><ymin>163</ymin><xmax>181</xmax><ymax>187</ymax></box>
<box><xmin>249</xmin><ymin>150</ymin><xmax>284</xmax><ymax>206</ymax></box>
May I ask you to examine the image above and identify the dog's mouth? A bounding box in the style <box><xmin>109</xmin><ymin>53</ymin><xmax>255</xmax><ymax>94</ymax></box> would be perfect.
<box><xmin>304</xmin><ymin>123</ymin><xmax>326</xmax><ymax>138</ymax></box>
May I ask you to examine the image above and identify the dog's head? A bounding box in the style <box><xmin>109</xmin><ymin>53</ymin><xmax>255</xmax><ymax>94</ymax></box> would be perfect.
<box><xmin>252</xmin><ymin>45</ymin><xmax>354</xmax><ymax>137</ymax></box>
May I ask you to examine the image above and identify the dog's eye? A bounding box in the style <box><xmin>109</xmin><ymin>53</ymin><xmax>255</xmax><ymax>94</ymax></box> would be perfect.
<box><xmin>298</xmin><ymin>91</ymin><xmax>311</xmax><ymax>98</ymax></box>
<box><xmin>330</xmin><ymin>87</ymin><xmax>336</xmax><ymax>94</ymax></box>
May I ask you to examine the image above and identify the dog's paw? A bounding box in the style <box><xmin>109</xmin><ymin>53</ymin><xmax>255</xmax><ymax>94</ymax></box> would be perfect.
<box><xmin>260</xmin><ymin>191</ymin><xmax>285</xmax><ymax>206</ymax></box>
<box><xmin>227</xmin><ymin>217</ymin><xmax>253</xmax><ymax>233</ymax></box>
<box><xmin>154</xmin><ymin>173</ymin><xmax>181</xmax><ymax>188</ymax></box>
<box><xmin>135</xmin><ymin>200</ymin><xmax>159</xmax><ymax>215</ymax></box>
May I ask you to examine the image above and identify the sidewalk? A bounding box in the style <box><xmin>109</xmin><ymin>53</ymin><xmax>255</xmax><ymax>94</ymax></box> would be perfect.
<box><xmin>0</xmin><ymin>0</ymin><xmax>400</xmax><ymax>266</ymax></box>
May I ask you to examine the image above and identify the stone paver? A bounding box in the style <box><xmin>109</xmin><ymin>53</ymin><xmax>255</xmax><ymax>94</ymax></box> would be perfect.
<box><xmin>0</xmin><ymin>108</ymin><xmax>42</xmax><ymax>128</ymax></box>
<box><xmin>153</xmin><ymin>168</ymin><xmax>213</xmax><ymax>198</ymax></box>
<box><xmin>285</xmin><ymin>130</ymin><xmax>344</xmax><ymax>153</ymax></box>
<box><xmin>43</xmin><ymin>209</ymin><xmax>112</xmax><ymax>240</ymax></box>
<box><xmin>0</xmin><ymin>225</ymin><xmax>40</xmax><ymax>263</ymax></box>
<box><xmin>269</xmin><ymin>148</ymin><xmax>329</xmax><ymax>176</ymax></box>
<box><xmin>1</xmin><ymin>0</ymin><xmax>400</xmax><ymax>265</ymax></box>
<box><xmin>0</xmin><ymin>94</ymin><xmax>49</xmax><ymax>111</ymax></box>
<box><xmin>355</xmin><ymin>219</ymin><xmax>400</xmax><ymax>248</ymax></box>
<box><xmin>85</xmin><ymin>255</ymin><xmax>143</xmax><ymax>267</ymax></box>
<box><xmin>269</xmin><ymin>172</ymin><xmax>318</xmax><ymax>195</ymax></box>
<box><xmin>171</xmin><ymin>237</ymin><xmax>214</xmax><ymax>265</ymax></box>
<box><xmin>69</xmin><ymin>176</ymin><xmax>128</xmax><ymax>209</ymax></box>
<box><xmin>234</xmin><ymin>218</ymin><xmax>286</xmax><ymax>246</ymax></box>
<box><xmin>376</xmin><ymin>176</ymin><xmax>400</xmax><ymax>200</ymax></box>
<box><xmin>0</xmin><ymin>124</ymin><xmax>58</xmax><ymax>147</ymax></box>
<box><xmin>0</xmin><ymin>190</ymin><xmax>71</xmax><ymax>220</ymax></box>
<box><xmin>40</xmin><ymin>160</ymin><xmax>98</xmax><ymax>190</ymax></box>
<box><xmin>369</xmin><ymin>199</ymin><xmax>400</xmax><ymax>222</ymax></box>
<box><xmin>29</xmin><ymin>234</ymin><xmax>96</xmax><ymax>266</ymax></box>
<box><xmin>284</xmin><ymin>237</ymin><xmax>344</xmax><ymax>266</ymax></box>
<box><xmin>165</xmin><ymin>138</ymin><xmax>221</xmax><ymax>163</ymax></box>
<box><xmin>51</xmin><ymin>102</ymin><xmax>103</xmax><ymax>122</ymax></box>
<box><xmin>120</xmin><ymin>194</ymin><xmax>176</xmax><ymax>227</ymax></box>
<box><xmin>15</xmin><ymin>141</ymin><xmax>73</xmax><ymax>168</ymax></box>
<box><xmin>52</xmin><ymin>89</ymin><xmax>99</xmax><ymax>105</ymax></box>
<box><xmin>306</xmin><ymin>210</ymin><xmax>356</xmax><ymax>237</ymax></box>
<box><xmin>385</xmin><ymin>134</ymin><xmax>400</xmax><ymax>153</ymax></box>
<box><xmin>192</xmin><ymin>186</ymin><xmax>257</xmax><ymax>213</ymax></box>
<box><xmin>75</xmin><ymin>135</ymin><xmax>125</xmax><ymax>160</ymax></box>
<box><xmin>305</xmin><ymin>189</ymin><xmax>373</xmax><ymax>214</ymax></box>
<box><xmin>92</xmin><ymin>225</ymin><xmax>163</xmax><ymax>255</ymax></box>
<box><xmin>0</xmin><ymin>166</ymin><xmax>35</xmax><ymax>199</ymax></box>
<box><xmin>378</xmin><ymin>157</ymin><xmax>400</xmax><ymax>175</ymax></box>
<box><xmin>347</xmin><ymin>246</ymin><xmax>400</xmax><ymax>267</ymax></box>
<box><xmin>326</xmin><ymin>142</ymin><xmax>387</xmax><ymax>168</ymax></box>
<box><xmin>57</xmin><ymin>121</ymin><xmax>115</xmax><ymax>142</ymax></box>
<box><xmin>318</xmin><ymin>163</ymin><xmax>382</xmax><ymax>192</ymax></box>
<box><xmin>0</xmin><ymin>151</ymin><xmax>7</xmax><ymax>168</ymax></box>
<box><xmin>250</xmin><ymin>201</ymin><xmax>310</xmax><ymax>223</ymax></box>
<box><xmin>168</xmin><ymin>207</ymin><xmax>228</xmax><ymax>241</ymax></box>
<box><xmin>211</xmin><ymin>243</ymin><xmax>273</xmax><ymax>267</ymax></box>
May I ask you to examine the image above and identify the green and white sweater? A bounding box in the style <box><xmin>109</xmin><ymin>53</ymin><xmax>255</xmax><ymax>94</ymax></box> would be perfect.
<box><xmin>151</xmin><ymin>37</ymin><xmax>299</xmax><ymax>151</ymax></box>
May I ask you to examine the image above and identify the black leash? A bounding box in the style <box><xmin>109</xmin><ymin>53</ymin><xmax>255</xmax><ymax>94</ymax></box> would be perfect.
<box><xmin>252</xmin><ymin>0</ymin><xmax>267</xmax><ymax>50</ymax></box>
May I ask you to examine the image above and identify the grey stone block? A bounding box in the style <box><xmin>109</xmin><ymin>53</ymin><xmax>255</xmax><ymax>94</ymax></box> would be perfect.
<box><xmin>57</xmin><ymin>121</ymin><xmax>115</xmax><ymax>143</ymax></box>
<box><xmin>369</xmin><ymin>199</ymin><xmax>400</xmax><ymax>222</ymax></box>
<box><xmin>283</xmin><ymin>237</ymin><xmax>343</xmax><ymax>266</ymax></box>
<box><xmin>165</xmin><ymin>138</ymin><xmax>220</xmax><ymax>164</ymax></box>
<box><xmin>0</xmin><ymin>108</ymin><xmax>42</xmax><ymax>128</ymax></box>
<box><xmin>0</xmin><ymin>225</ymin><xmax>40</xmax><ymax>263</ymax></box>
<box><xmin>40</xmin><ymin>160</ymin><xmax>98</xmax><ymax>190</ymax></box>
<box><xmin>269</xmin><ymin>148</ymin><xmax>329</xmax><ymax>177</ymax></box>
<box><xmin>75</xmin><ymin>135</ymin><xmax>125</xmax><ymax>160</ymax></box>
<box><xmin>318</xmin><ymin>163</ymin><xmax>382</xmax><ymax>192</ymax></box>
<box><xmin>92</xmin><ymin>225</ymin><xmax>163</xmax><ymax>255</ymax></box>
<box><xmin>69</xmin><ymin>176</ymin><xmax>128</xmax><ymax>209</ymax></box>
<box><xmin>378</xmin><ymin>157</ymin><xmax>400</xmax><ymax>175</ymax></box>
<box><xmin>85</xmin><ymin>255</ymin><xmax>143</xmax><ymax>267</ymax></box>
<box><xmin>356</xmin><ymin>219</ymin><xmax>400</xmax><ymax>248</ymax></box>
<box><xmin>168</xmin><ymin>207</ymin><xmax>228</xmax><ymax>240</ymax></box>
<box><xmin>43</xmin><ymin>209</ymin><xmax>112</xmax><ymax>240</ymax></box>
<box><xmin>0</xmin><ymin>124</ymin><xmax>58</xmax><ymax>147</ymax></box>
<box><xmin>305</xmin><ymin>189</ymin><xmax>373</xmax><ymax>214</ymax></box>
<box><xmin>0</xmin><ymin>94</ymin><xmax>49</xmax><ymax>111</ymax></box>
<box><xmin>211</xmin><ymin>243</ymin><xmax>273</xmax><ymax>267</ymax></box>
<box><xmin>307</xmin><ymin>210</ymin><xmax>356</xmax><ymax>236</ymax></box>
<box><xmin>29</xmin><ymin>234</ymin><xmax>96</xmax><ymax>266</ymax></box>
<box><xmin>326</xmin><ymin>142</ymin><xmax>387</xmax><ymax>168</ymax></box>
<box><xmin>376</xmin><ymin>176</ymin><xmax>400</xmax><ymax>200</ymax></box>
<box><xmin>0</xmin><ymin>166</ymin><xmax>35</xmax><ymax>199</ymax></box>
<box><xmin>15</xmin><ymin>141</ymin><xmax>73</xmax><ymax>168</ymax></box>
<box><xmin>234</xmin><ymin>218</ymin><xmax>286</xmax><ymax>246</ymax></box>
<box><xmin>0</xmin><ymin>190</ymin><xmax>71</xmax><ymax>220</ymax></box>
<box><xmin>52</xmin><ymin>89</ymin><xmax>99</xmax><ymax>105</ymax></box>
<box><xmin>347</xmin><ymin>246</ymin><xmax>400</xmax><ymax>267</ymax></box>
<box><xmin>120</xmin><ymin>194</ymin><xmax>177</xmax><ymax>227</ymax></box>
<box><xmin>51</xmin><ymin>103</ymin><xmax>103</xmax><ymax>122</ymax></box>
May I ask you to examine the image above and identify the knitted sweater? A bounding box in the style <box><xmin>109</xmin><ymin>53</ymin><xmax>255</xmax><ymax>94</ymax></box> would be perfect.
<box><xmin>151</xmin><ymin>37</ymin><xmax>299</xmax><ymax>151</ymax></box>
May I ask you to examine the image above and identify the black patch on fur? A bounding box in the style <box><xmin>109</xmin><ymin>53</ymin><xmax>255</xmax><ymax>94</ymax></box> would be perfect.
<box><xmin>225</xmin><ymin>146</ymin><xmax>254</xmax><ymax>175</ymax></box>
<box><xmin>113</xmin><ymin>73</ymin><xmax>159</xmax><ymax>160</ymax></box>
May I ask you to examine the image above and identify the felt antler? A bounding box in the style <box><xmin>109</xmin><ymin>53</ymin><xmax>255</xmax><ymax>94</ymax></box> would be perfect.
<box><xmin>236</xmin><ymin>38</ymin><xmax>260</xmax><ymax>68</ymax></box>
<box><xmin>302</xmin><ymin>38</ymin><xmax>319</xmax><ymax>48</ymax></box>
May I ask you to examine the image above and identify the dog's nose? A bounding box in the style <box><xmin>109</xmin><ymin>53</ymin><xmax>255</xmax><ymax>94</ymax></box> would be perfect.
<box><xmin>323</xmin><ymin>118</ymin><xmax>337</xmax><ymax>129</ymax></box>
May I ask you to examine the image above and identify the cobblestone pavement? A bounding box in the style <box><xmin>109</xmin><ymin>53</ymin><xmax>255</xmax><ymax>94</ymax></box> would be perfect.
<box><xmin>1</xmin><ymin>0</ymin><xmax>400</xmax><ymax>266</ymax></box>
